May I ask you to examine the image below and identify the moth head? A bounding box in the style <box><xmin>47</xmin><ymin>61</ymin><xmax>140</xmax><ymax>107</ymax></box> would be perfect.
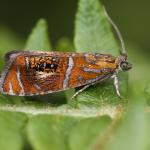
<box><xmin>117</xmin><ymin>54</ymin><xmax>132</xmax><ymax>71</ymax></box>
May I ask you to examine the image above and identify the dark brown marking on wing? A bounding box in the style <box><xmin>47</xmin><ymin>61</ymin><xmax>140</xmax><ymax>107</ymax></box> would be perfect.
<box><xmin>25</xmin><ymin>53</ymin><xmax>69</xmax><ymax>93</ymax></box>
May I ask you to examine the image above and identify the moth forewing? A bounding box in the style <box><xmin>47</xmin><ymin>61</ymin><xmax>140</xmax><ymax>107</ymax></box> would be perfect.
<box><xmin>0</xmin><ymin>51</ymin><xmax>131</xmax><ymax>97</ymax></box>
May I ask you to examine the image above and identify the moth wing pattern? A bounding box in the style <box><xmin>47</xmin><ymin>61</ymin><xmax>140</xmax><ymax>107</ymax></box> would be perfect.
<box><xmin>0</xmin><ymin>51</ymin><xmax>118</xmax><ymax>96</ymax></box>
<box><xmin>0</xmin><ymin>51</ymin><xmax>68</xmax><ymax>96</ymax></box>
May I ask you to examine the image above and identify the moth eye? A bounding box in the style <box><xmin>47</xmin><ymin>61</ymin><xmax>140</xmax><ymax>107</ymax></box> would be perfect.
<box><xmin>120</xmin><ymin>62</ymin><xmax>128</xmax><ymax>70</ymax></box>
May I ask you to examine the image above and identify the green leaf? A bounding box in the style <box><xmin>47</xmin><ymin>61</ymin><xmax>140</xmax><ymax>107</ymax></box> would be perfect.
<box><xmin>55</xmin><ymin>37</ymin><xmax>74</xmax><ymax>51</ymax></box>
<box><xmin>104</xmin><ymin>98</ymin><xmax>149</xmax><ymax>150</ymax></box>
<box><xmin>69</xmin><ymin>116</ymin><xmax>112</xmax><ymax>150</ymax></box>
<box><xmin>75</xmin><ymin>0</ymin><xmax>119</xmax><ymax>55</ymax></box>
<box><xmin>0</xmin><ymin>111</ymin><xmax>27</xmax><ymax>150</ymax></box>
<box><xmin>74</xmin><ymin>0</ymin><xmax>127</xmax><ymax>106</ymax></box>
<box><xmin>25</xmin><ymin>19</ymin><xmax>51</xmax><ymax>50</ymax></box>
<box><xmin>27</xmin><ymin>115</ymin><xmax>80</xmax><ymax>150</ymax></box>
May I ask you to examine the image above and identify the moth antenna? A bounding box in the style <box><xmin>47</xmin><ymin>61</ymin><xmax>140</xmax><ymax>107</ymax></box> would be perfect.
<box><xmin>103</xmin><ymin>6</ymin><xmax>126</xmax><ymax>55</ymax></box>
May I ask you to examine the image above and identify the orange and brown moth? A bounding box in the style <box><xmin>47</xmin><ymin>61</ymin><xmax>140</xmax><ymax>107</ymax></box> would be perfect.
<box><xmin>0</xmin><ymin>51</ymin><xmax>132</xmax><ymax>98</ymax></box>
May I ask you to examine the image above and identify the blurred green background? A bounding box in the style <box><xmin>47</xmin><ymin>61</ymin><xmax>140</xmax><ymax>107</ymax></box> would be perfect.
<box><xmin>0</xmin><ymin>0</ymin><xmax>149</xmax><ymax>56</ymax></box>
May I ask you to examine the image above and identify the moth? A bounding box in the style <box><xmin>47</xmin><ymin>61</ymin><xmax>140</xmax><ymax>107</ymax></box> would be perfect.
<box><xmin>0</xmin><ymin>51</ymin><xmax>132</xmax><ymax>98</ymax></box>
<box><xmin>0</xmin><ymin>9</ymin><xmax>132</xmax><ymax>98</ymax></box>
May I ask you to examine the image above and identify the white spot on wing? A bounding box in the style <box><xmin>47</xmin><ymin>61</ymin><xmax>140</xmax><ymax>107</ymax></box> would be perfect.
<box><xmin>9</xmin><ymin>82</ymin><xmax>14</xmax><ymax>95</ymax></box>
<box><xmin>63</xmin><ymin>56</ymin><xmax>74</xmax><ymax>89</ymax></box>
<box><xmin>36</xmin><ymin>72</ymin><xmax>56</xmax><ymax>78</ymax></box>
<box><xmin>25</xmin><ymin>57</ymin><xmax>29</xmax><ymax>70</ymax></box>
<box><xmin>16</xmin><ymin>66</ymin><xmax>24</xmax><ymax>95</ymax></box>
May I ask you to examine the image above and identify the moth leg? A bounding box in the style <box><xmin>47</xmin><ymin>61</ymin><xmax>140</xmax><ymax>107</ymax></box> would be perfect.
<box><xmin>112</xmin><ymin>75</ymin><xmax>121</xmax><ymax>98</ymax></box>
<box><xmin>71</xmin><ymin>84</ymin><xmax>91</xmax><ymax>99</ymax></box>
